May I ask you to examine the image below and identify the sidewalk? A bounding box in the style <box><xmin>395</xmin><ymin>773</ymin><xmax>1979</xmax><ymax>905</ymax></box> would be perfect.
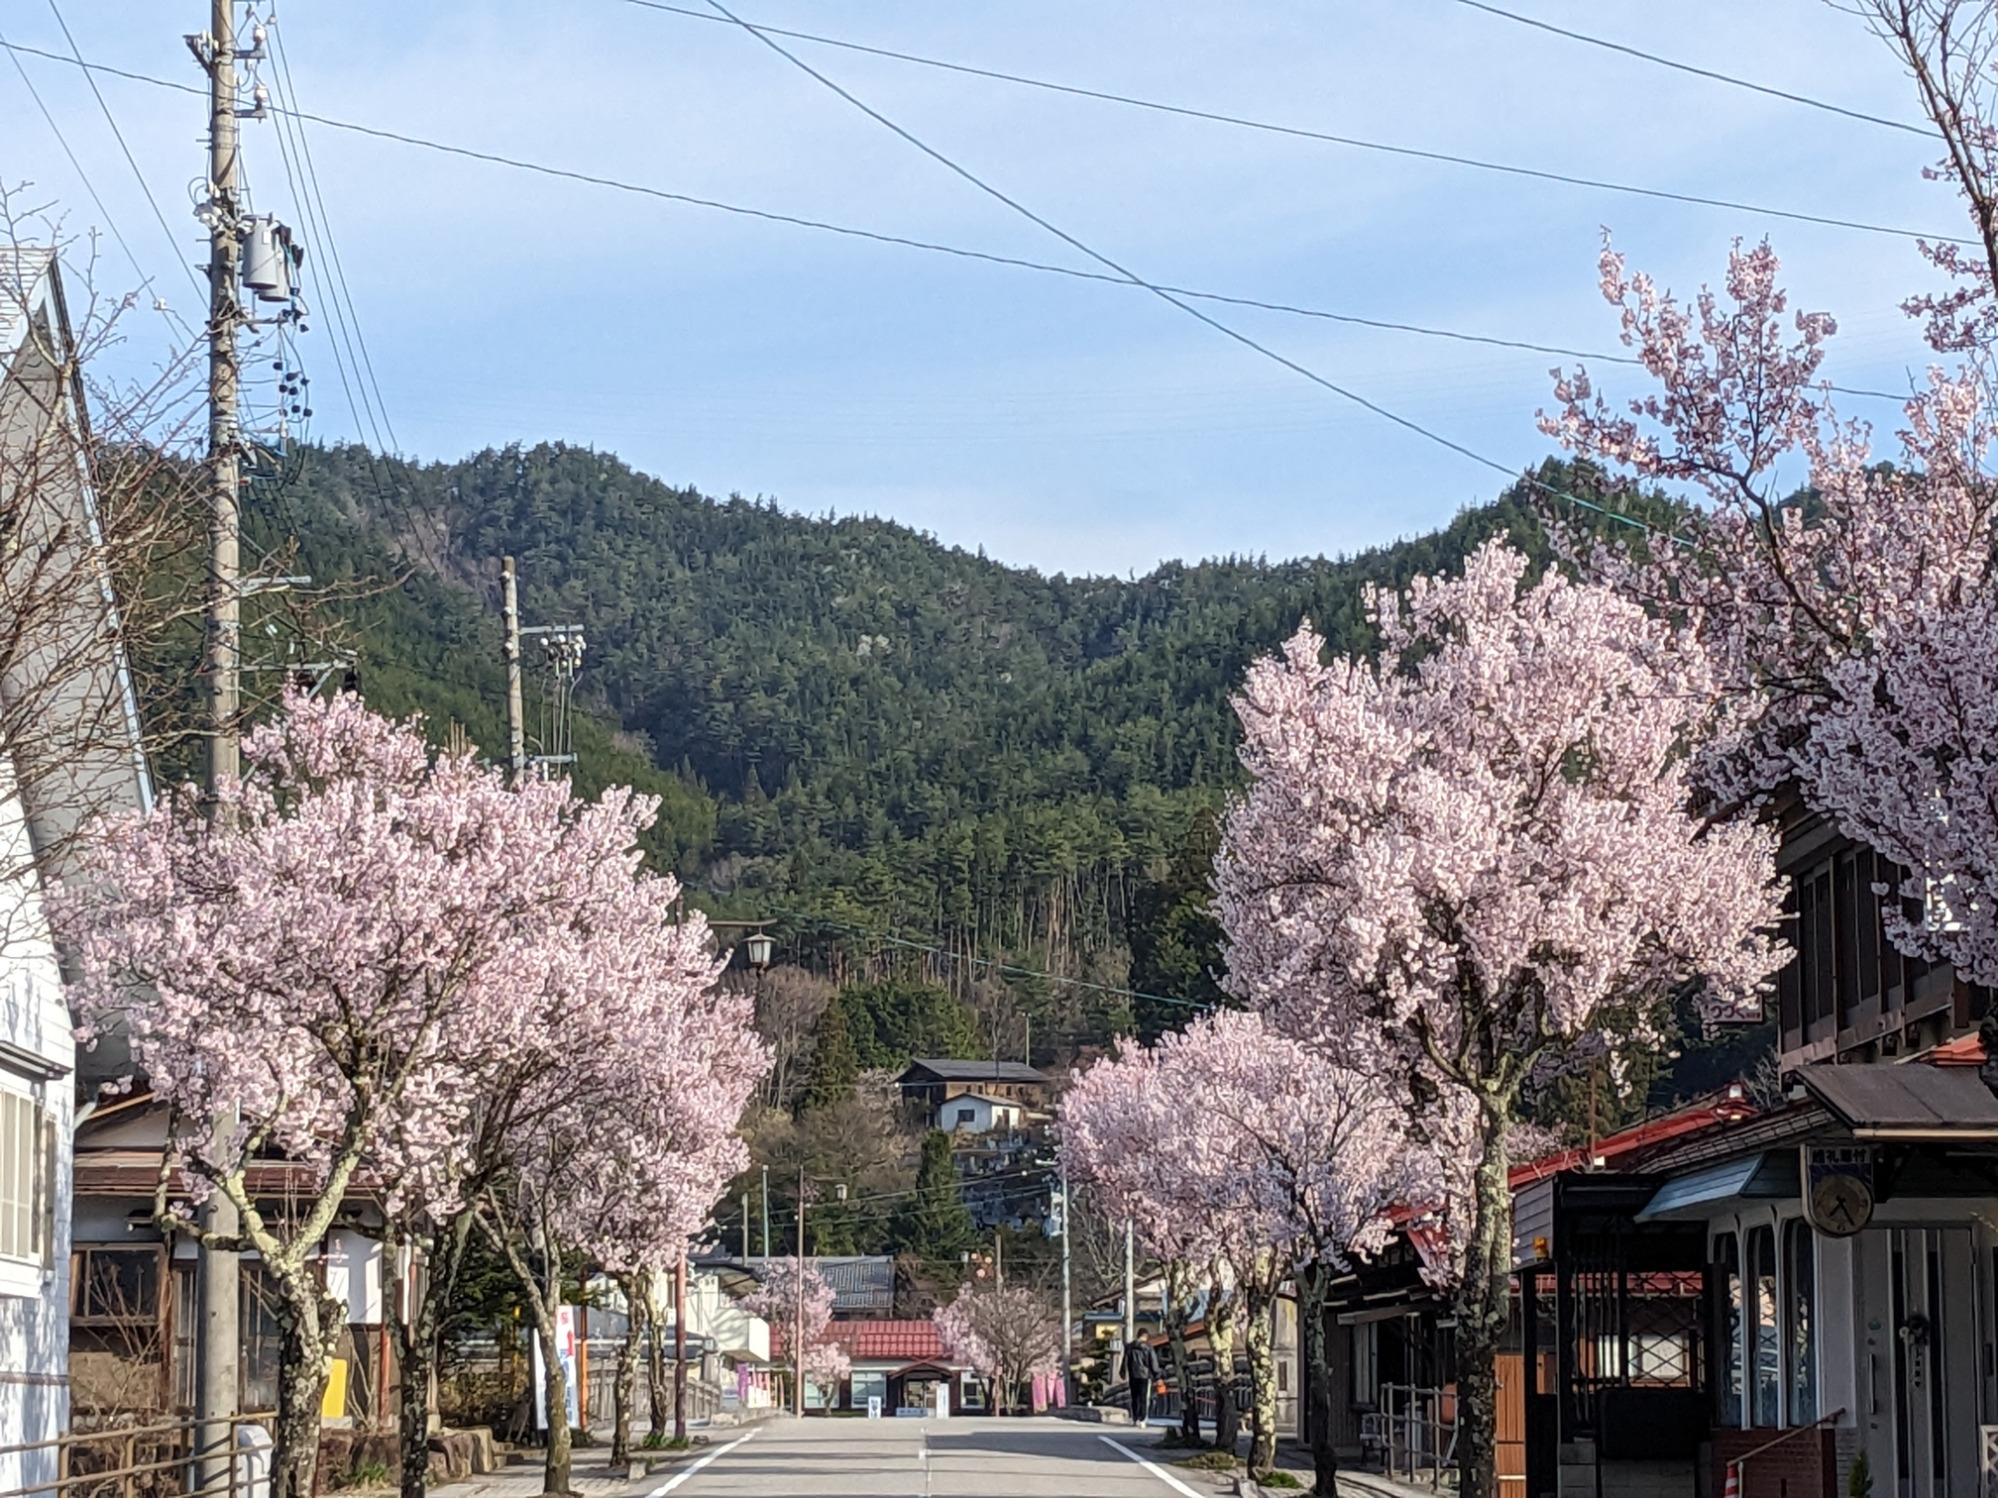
<box><xmin>1324</xmin><ymin>1461</ymin><xmax>1457</xmax><ymax>1498</ymax></box>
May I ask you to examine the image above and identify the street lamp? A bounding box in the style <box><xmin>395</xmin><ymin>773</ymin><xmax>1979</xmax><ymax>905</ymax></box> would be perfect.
<box><xmin>745</xmin><ymin>930</ymin><xmax>774</xmax><ymax>970</ymax></box>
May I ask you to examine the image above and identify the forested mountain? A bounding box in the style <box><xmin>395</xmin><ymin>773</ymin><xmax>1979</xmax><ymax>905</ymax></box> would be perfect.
<box><xmin>259</xmin><ymin>441</ymin><xmax>1744</xmax><ymax>1114</ymax></box>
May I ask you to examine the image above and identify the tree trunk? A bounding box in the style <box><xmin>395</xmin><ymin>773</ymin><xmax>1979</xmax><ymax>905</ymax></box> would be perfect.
<box><xmin>611</xmin><ymin>1279</ymin><xmax>643</xmax><ymax>1466</ymax></box>
<box><xmin>392</xmin><ymin>1211</ymin><xmax>474</xmax><ymax>1498</ymax></box>
<box><xmin>532</xmin><ymin>1302</ymin><xmax>573</xmax><ymax>1495</ymax></box>
<box><xmin>1208</xmin><ymin>1289</ymin><xmax>1241</xmax><ymax>1458</ymax></box>
<box><xmin>1455</xmin><ymin>1100</ymin><xmax>1513</xmax><ymax>1498</ymax></box>
<box><xmin>1297</xmin><ymin>1263</ymin><xmax>1339</xmax><ymax>1497</ymax></box>
<box><xmin>1243</xmin><ymin>1289</ymin><xmax>1278</xmax><ymax>1475</ymax></box>
<box><xmin>269</xmin><ymin>1264</ymin><xmax>341</xmax><ymax>1498</ymax></box>
<box><xmin>1163</xmin><ymin>1264</ymin><xmax>1200</xmax><ymax>1446</ymax></box>
<box><xmin>645</xmin><ymin>1278</ymin><xmax>669</xmax><ymax>1438</ymax></box>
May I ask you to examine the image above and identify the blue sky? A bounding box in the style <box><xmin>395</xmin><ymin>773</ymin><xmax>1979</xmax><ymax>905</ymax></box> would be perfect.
<box><xmin>0</xmin><ymin>0</ymin><xmax>1963</xmax><ymax>574</ymax></box>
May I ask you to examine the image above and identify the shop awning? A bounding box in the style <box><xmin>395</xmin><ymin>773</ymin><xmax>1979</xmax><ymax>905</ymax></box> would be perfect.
<box><xmin>1799</xmin><ymin>1063</ymin><xmax>1998</xmax><ymax>1140</ymax></box>
<box><xmin>1636</xmin><ymin>1153</ymin><xmax>1797</xmax><ymax>1222</ymax></box>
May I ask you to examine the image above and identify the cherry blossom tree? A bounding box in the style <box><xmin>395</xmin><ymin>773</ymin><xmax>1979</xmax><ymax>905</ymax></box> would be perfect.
<box><xmin>933</xmin><ymin>1281</ymin><xmax>1062</xmax><ymax>1414</ymax></box>
<box><xmin>741</xmin><ymin>1257</ymin><xmax>850</xmax><ymax>1407</ymax></box>
<box><xmin>1541</xmin><ymin>232</ymin><xmax>1998</xmax><ymax>986</ymax></box>
<box><xmin>1061</xmin><ymin>1029</ymin><xmax>1243</xmax><ymax>1451</ymax></box>
<box><xmin>1215</xmin><ymin>542</ymin><xmax>1784</xmax><ymax>1498</ymax></box>
<box><xmin>56</xmin><ymin>692</ymin><xmax>670</xmax><ymax>1498</ymax></box>
<box><xmin>1175</xmin><ymin>1011</ymin><xmax>1436</xmax><ymax>1491</ymax></box>
<box><xmin>481</xmin><ymin>904</ymin><xmax>763</xmax><ymax>1493</ymax></box>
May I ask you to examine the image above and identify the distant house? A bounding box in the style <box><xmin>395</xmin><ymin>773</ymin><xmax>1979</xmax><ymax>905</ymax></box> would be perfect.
<box><xmin>773</xmin><ymin>1318</ymin><xmax>982</xmax><ymax>1415</ymax></box>
<box><xmin>896</xmin><ymin>1059</ymin><xmax>1050</xmax><ymax>1116</ymax></box>
<box><xmin>939</xmin><ymin>1093</ymin><xmax>1023</xmax><ymax>1135</ymax></box>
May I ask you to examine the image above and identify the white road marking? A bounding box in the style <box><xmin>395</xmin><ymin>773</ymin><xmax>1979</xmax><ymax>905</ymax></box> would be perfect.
<box><xmin>1099</xmin><ymin>1435</ymin><xmax>1208</xmax><ymax>1498</ymax></box>
<box><xmin>646</xmin><ymin>1429</ymin><xmax>756</xmax><ymax>1495</ymax></box>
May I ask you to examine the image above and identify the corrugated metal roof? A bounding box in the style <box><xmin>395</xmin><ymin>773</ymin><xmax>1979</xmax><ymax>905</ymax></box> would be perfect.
<box><xmin>1635</xmin><ymin>1153</ymin><xmax>1798</xmax><ymax>1222</ymax></box>
<box><xmin>901</xmin><ymin>1059</ymin><xmax>1048</xmax><ymax>1084</ymax></box>
<box><xmin>1799</xmin><ymin>1062</ymin><xmax>1998</xmax><ymax>1136</ymax></box>
<box><xmin>814</xmin><ymin>1256</ymin><xmax>895</xmax><ymax>1313</ymax></box>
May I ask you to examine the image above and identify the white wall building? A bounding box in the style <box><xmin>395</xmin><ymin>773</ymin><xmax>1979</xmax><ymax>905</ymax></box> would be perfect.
<box><xmin>939</xmin><ymin>1093</ymin><xmax>1023</xmax><ymax>1135</ymax></box>
<box><xmin>0</xmin><ymin>247</ymin><xmax>152</xmax><ymax>1490</ymax></box>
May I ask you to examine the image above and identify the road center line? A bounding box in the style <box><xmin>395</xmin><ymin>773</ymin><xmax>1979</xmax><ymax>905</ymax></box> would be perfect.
<box><xmin>647</xmin><ymin>1429</ymin><xmax>756</xmax><ymax>1495</ymax></box>
<box><xmin>1099</xmin><ymin>1435</ymin><xmax>1207</xmax><ymax>1498</ymax></box>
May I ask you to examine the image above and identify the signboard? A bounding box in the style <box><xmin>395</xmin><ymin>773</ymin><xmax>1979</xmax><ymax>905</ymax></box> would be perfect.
<box><xmin>866</xmin><ymin>1396</ymin><xmax>882</xmax><ymax>1419</ymax></box>
<box><xmin>532</xmin><ymin>1305</ymin><xmax>584</xmax><ymax>1430</ymax></box>
<box><xmin>1803</xmin><ymin>1144</ymin><xmax>1875</xmax><ymax>1237</ymax></box>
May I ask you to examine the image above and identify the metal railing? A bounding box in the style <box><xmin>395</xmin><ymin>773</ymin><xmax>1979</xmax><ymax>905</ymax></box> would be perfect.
<box><xmin>1359</xmin><ymin>1384</ymin><xmax>1458</xmax><ymax>1490</ymax></box>
<box><xmin>0</xmin><ymin>1415</ymin><xmax>275</xmax><ymax>1498</ymax></box>
<box><xmin>581</xmin><ymin>1371</ymin><xmax>725</xmax><ymax>1431</ymax></box>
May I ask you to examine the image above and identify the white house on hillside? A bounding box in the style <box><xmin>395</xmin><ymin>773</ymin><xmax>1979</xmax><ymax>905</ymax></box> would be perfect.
<box><xmin>0</xmin><ymin>248</ymin><xmax>152</xmax><ymax>1491</ymax></box>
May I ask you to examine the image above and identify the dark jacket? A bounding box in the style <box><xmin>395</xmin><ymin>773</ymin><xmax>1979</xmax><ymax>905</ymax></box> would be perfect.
<box><xmin>1121</xmin><ymin>1339</ymin><xmax>1159</xmax><ymax>1384</ymax></box>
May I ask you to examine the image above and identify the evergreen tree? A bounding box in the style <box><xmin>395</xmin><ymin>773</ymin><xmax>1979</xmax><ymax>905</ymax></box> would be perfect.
<box><xmin>840</xmin><ymin>978</ymin><xmax>985</xmax><ymax>1071</ymax></box>
<box><xmin>892</xmin><ymin>1130</ymin><xmax>977</xmax><ymax>1265</ymax></box>
<box><xmin>799</xmin><ymin>993</ymin><xmax>861</xmax><ymax>1112</ymax></box>
<box><xmin>1127</xmin><ymin>807</ymin><xmax>1230</xmax><ymax>1040</ymax></box>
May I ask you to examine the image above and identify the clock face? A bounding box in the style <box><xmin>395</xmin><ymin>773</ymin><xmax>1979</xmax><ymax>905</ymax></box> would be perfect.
<box><xmin>1811</xmin><ymin>1173</ymin><xmax>1874</xmax><ymax>1236</ymax></box>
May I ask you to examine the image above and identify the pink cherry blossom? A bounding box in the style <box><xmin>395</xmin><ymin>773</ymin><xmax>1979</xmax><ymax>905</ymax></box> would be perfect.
<box><xmin>1213</xmin><ymin>541</ymin><xmax>1784</xmax><ymax>1496</ymax></box>
<box><xmin>742</xmin><ymin>1257</ymin><xmax>851</xmax><ymax>1393</ymax></box>
<box><xmin>1544</xmin><ymin>236</ymin><xmax>1998</xmax><ymax>983</ymax></box>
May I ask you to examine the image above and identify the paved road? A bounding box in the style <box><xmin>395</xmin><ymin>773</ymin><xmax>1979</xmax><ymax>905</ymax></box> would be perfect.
<box><xmin>648</xmin><ymin>1416</ymin><xmax>1226</xmax><ymax>1498</ymax></box>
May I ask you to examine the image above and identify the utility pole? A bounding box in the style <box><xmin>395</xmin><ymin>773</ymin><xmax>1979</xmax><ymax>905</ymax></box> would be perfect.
<box><xmin>497</xmin><ymin>558</ymin><xmax>583</xmax><ymax>783</ymax></box>
<box><xmin>994</xmin><ymin>1230</ymin><xmax>1003</xmax><ymax>1288</ymax></box>
<box><xmin>761</xmin><ymin>1165</ymin><xmax>770</xmax><ymax>1260</ymax></box>
<box><xmin>1058</xmin><ymin>1166</ymin><xmax>1072</xmax><ymax>1406</ymax></box>
<box><xmin>794</xmin><ymin>1166</ymin><xmax>806</xmax><ymax>1418</ymax></box>
<box><xmin>501</xmin><ymin>556</ymin><xmax>526</xmax><ymax>786</ymax></box>
<box><xmin>197</xmin><ymin>0</ymin><xmax>243</xmax><ymax>1484</ymax></box>
<box><xmin>672</xmin><ymin>1251</ymin><xmax>688</xmax><ymax>1444</ymax></box>
<box><xmin>1123</xmin><ymin>1219</ymin><xmax>1136</xmax><ymax>1350</ymax></box>
<box><xmin>740</xmin><ymin>1193</ymin><xmax>750</xmax><ymax>1260</ymax></box>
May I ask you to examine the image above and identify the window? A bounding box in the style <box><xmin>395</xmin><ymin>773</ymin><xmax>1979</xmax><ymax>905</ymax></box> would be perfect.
<box><xmin>1715</xmin><ymin>1233</ymin><xmax>1742</xmax><ymax>1427</ymax></box>
<box><xmin>72</xmin><ymin>1246</ymin><xmax>162</xmax><ymax>1323</ymax></box>
<box><xmin>1749</xmin><ymin>1226</ymin><xmax>1780</xmax><ymax>1427</ymax></box>
<box><xmin>0</xmin><ymin>1087</ymin><xmax>54</xmax><ymax>1266</ymax></box>
<box><xmin>1784</xmin><ymin>1220</ymin><xmax>1816</xmax><ymax>1424</ymax></box>
<box><xmin>850</xmin><ymin>1370</ymin><xmax>886</xmax><ymax>1411</ymax></box>
<box><xmin>957</xmin><ymin>1108</ymin><xmax>975</xmax><ymax>1125</ymax></box>
<box><xmin>1352</xmin><ymin>1322</ymin><xmax>1379</xmax><ymax>1404</ymax></box>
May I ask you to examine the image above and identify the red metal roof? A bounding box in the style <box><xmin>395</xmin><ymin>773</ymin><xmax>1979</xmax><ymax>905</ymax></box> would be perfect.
<box><xmin>1929</xmin><ymin>1032</ymin><xmax>1986</xmax><ymax>1067</ymax></box>
<box><xmin>1507</xmin><ymin>1093</ymin><xmax>1757</xmax><ymax>1188</ymax></box>
<box><xmin>770</xmin><ymin>1320</ymin><xmax>953</xmax><ymax>1365</ymax></box>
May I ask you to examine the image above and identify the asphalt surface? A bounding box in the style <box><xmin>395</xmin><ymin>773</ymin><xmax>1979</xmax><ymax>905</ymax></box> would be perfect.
<box><xmin>642</xmin><ymin>1416</ymin><xmax>1228</xmax><ymax>1497</ymax></box>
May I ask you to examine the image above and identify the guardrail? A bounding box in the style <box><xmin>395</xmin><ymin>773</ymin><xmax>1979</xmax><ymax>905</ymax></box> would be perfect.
<box><xmin>1358</xmin><ymin>1384</ymin><xmax>1457</xmax><ymax>1489</ymax></box>
<box><xmin>0</xmin><ymin>1414</ymin><xmax>275</xmax><ymax>1498</ymax></box>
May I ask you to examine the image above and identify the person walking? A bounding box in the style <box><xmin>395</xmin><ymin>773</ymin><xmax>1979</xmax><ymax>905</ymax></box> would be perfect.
<box><xmin>1121</xmin><ymin>1335</ymin><xmax>1160</xmax><ymax>1426</ymax></box>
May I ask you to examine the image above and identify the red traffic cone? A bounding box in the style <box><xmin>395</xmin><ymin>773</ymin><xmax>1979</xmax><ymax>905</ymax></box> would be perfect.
<box><xmin>1723</xmin><ymin>1463</ymin><xmax>1741</xmax><ymax>1498</ymax></box>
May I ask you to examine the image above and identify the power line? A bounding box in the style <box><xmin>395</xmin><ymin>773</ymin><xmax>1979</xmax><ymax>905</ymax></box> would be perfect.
<box><xmin>1446</xmin><ymin>0</ymin><xmax>1933</xmax><ymax>138</ymax></box>
<box><xmin>266</xmin><ymin>17</ymin><xmax>399</xmax><ymax>456</ymax></box>
<box><xmin>42</xmin><ymin>0</ymin><xmax>204</xmax><ymax>305</ymax></box>
<box><xmin>0</xmin><ymin>35</ymin><xmax>1898</xmax><ymax>549</ymax></box>
<box><xmin>0</xmin><ymin>23</ymin><xmax>176</xmax><ymax>321</ymax></box>
<box><xmin>618</xmin><ymin>0</ymin><xmax>1965</xmax><ymax>247</ymax></box>
<box><xmin>774</xmin><ymin>911</ymin><xmax>1217</xmax><ymax>1013</ymax></box>
<box><xmin>0</xmin><ymin>37</ymin><xmax>1920</xmax><ymax>415</ymax></box>
<box><xmin>702</xmin><ymin>0</ymin><xmax>1679</xmax><ymax>543</ymax></box>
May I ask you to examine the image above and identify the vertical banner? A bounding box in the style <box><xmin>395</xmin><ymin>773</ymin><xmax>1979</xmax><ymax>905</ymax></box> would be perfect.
<box><xmin>533</xmin><ymin>1305</ymin><xmax>584</xmax><ymax>1431</ymax></box>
